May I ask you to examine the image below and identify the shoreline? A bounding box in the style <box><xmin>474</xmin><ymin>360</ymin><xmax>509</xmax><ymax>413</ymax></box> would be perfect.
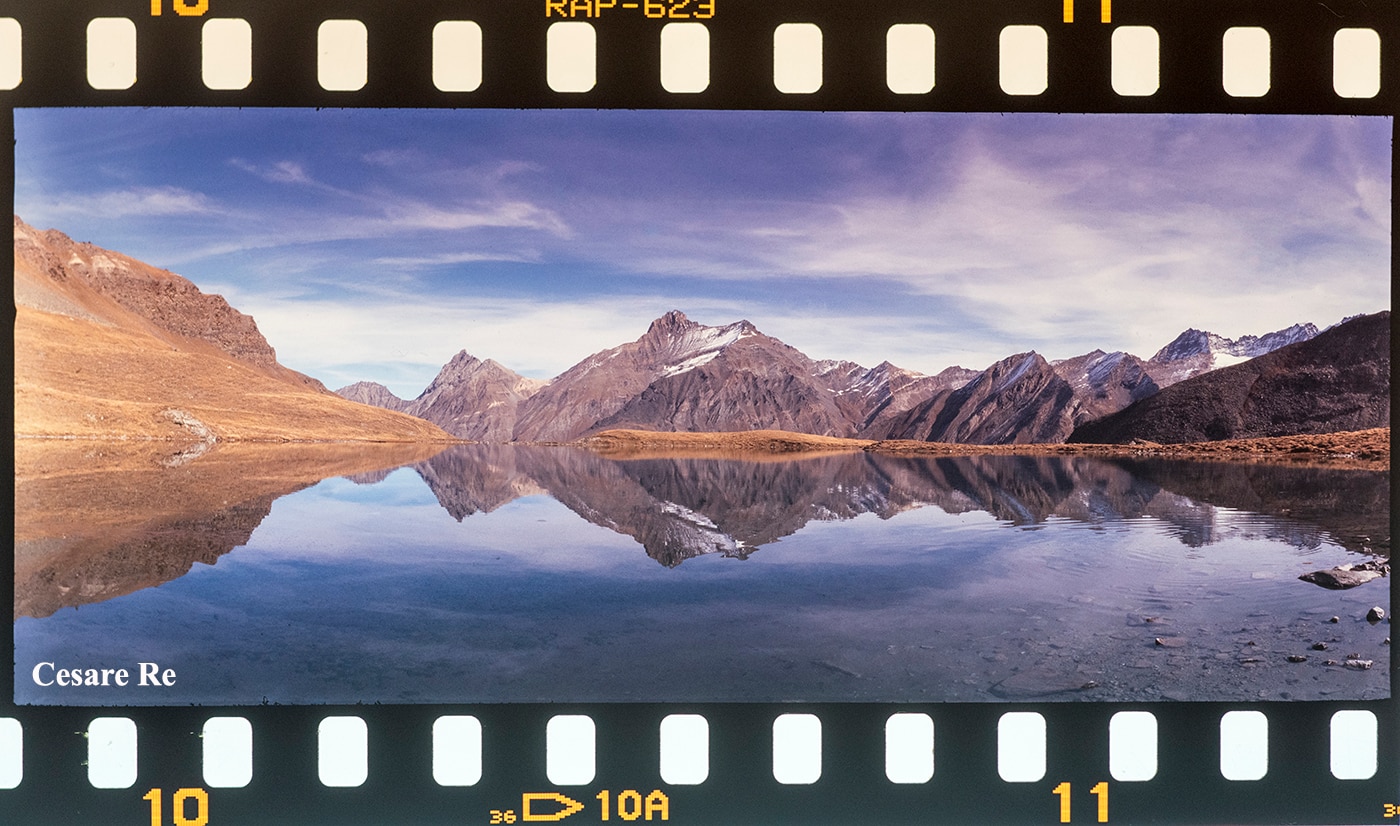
<box><xmin>15</xmin><ymin>426</ymin><xmax>1390</xmax><ymax>471</ymax></box>
<box><xmin>575</xmin><ymin>427</ymin><xmax>1390</xmax><ymax>470</ymax></box>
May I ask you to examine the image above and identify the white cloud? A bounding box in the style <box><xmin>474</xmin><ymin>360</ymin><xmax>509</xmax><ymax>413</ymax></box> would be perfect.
<box><xmin>372</xmin><ymin>251</ymin><xmax>538</xmax><ymax>269</ymax></box>
<box><xmin>43</xmin><ymin>186</ymin><xmax>219</xmax><ymax>218</ymax></box>
<box><xmin>229</xmin><ymin>158</ymin><xmax>315</xmax><ymax>186</ymax></box>
<box><xmin>381</xmin><ymin>200</ymin><xmax>571</xmax><ymax>236</ymax></box>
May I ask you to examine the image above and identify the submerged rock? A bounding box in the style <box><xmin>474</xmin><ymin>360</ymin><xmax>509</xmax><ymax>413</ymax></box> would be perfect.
<box><xmin>990</xmin><ymin>668</ymin><xmax>1098</xmax><ymax>698</ymax></box>
<box><xmin>1299</xmin><ymin>561</ymin><xmax>1388</xmax><ymax>589</ymax></box>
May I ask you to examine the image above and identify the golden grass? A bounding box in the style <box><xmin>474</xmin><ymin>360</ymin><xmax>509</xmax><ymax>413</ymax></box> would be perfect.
<box><xmin>869</xmin><ymin>428</ymin><xmax>1390</xmax><ymax>470</ymax></box>
<box><xmin>576</xmin><ymin>428</ymin><xmax>875</xmax><ymax>460</ymax></box>
<box><xmin>15</xmin><ymin>307</ymin><xmax>455</xmax><ymax>442</ymax></box>
<box><xmin>574</xmin><ymin>427</ymin><xmax>1389</xmax><ymax>470</ymax></box>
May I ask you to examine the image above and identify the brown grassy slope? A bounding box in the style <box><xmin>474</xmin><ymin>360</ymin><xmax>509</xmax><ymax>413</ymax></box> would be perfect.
<box><xmin>14</xmin><ymin>219</ymin><xmax>453</xmax><ymax>442</ymax></box>
<box><xmin>16</xmin><ymin>307</ymin><xmax>454</xmax><ymax>442</ymax></box>
<box><xmin>870</xmin><ymin>427</ymin><xmax>1389</xmax><ymax>470</ymax></box>
<box><xmin>576</xmin><ymin>428</ymin><xmax>874</xmax><ymax>460</ymax></box>
<box><xmin>577</xmin><ymin>427</ymin><xmax>1388</xmax><ymax>470</ymax></box>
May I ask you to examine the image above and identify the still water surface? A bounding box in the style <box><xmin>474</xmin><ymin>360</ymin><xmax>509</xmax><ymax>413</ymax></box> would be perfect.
<box><xmin>14</xmin><ymin>445</ymin><xmax>1390</xmax><ymax>704</ymax></box>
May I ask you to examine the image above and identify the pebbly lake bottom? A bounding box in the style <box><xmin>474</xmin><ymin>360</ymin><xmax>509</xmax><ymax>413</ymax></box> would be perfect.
<box><xmin>13</xmin><ymin>445</ymin><xmax>1391</xmax><ymax>704</ymax></box>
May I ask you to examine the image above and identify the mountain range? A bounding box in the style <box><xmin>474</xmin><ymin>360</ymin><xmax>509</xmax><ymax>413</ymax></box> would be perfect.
<box><xmin>12</xmin><ymin>217</ymin><xmax>1382</xmax><ymax>448</ymax></box>
<box><xmin>339</xmin><ymin>308</ymin><xmax>1386</xmax><ymax>445</ymax></box>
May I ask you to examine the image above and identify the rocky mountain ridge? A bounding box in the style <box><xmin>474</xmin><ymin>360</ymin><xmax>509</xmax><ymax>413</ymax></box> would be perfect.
<box><xmin>344</xmin><ymin>309</ymin><xmax>1345</xmax><ymax>445</ymax></box>
<box><xmin>1145</xmin><ymin>322</ymin><xmax>1320</xmax><ymax>387</ymax></box>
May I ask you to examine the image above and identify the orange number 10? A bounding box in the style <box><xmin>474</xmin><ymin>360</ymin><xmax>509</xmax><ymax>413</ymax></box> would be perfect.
<box><xmin>143</xmin><ymin>788</ymin><xmax>210</xmax><ymax>826</ymax></box>
<box><xmin>150</xmin><ymin>0</ymin><xmax>211</xmax><ymax>16</ymax></box>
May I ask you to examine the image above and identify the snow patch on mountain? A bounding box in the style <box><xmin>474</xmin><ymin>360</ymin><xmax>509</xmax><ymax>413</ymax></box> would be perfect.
<box><xmin>1210</xmin><ymin>352</ymin><xmax>1252</xmax><ymax>369</ymax></box>
<box><xmin>660</xmin><ymin>349</ymin><xmax>724</xmax><ymax>378</ymax></box>
<box><xmin>1084</xmin><ymin>351</ymin><xmax>1125</xmax><ymax>384</ymax></box>
<box><xmin>994</xmin><ymin>353</ymin><xmax>1039</xmax><ymax>393</ymax></box>
<box><xmin>652</xmin><ymin>319</ymin><xmax>757</xmax><ymax>378</ymax></box>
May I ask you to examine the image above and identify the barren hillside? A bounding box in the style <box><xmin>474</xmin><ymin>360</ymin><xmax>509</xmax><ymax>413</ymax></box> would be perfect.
<box><xmin>14</xmin><ymin>216</ymin><xmax>453</xmax><ymax>443</ymax></box>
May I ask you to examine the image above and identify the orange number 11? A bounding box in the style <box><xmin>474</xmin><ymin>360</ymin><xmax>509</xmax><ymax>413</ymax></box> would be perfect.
<box><xmin>1053</xmin><ymin>781</ymin><xmax>1109</xmax><ymax>823</ymax></box>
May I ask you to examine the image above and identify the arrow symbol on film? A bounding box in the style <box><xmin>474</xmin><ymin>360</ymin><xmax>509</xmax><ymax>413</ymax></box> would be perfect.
<box><xmin>522</xmin><ymin>793</ymin><xmax>586</xmax><ymax>822</ymax></box>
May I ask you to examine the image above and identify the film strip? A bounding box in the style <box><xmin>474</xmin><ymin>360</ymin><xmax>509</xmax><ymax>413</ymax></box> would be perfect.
<box><xmin>0</xmin><ymin>1</ymin><xmax>1396</xmax><ymax>824</ymax></box>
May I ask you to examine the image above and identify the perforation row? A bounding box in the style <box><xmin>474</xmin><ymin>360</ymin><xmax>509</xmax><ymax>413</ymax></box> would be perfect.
<box><xmin>0</xmin><ymin>709</ymin><xmax>1380</xmax><ymax>791</ymax></box>
<box><xmin>0</xmin><ymin>18</ymin><xmax>1384</xmax><ymax>99</ymax></box>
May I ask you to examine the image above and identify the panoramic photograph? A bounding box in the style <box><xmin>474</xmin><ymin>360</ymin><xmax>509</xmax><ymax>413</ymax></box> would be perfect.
<box><xmin>12</xmin><ymin>109</ymin><xmax>1391</xmax><ymax>704</ymax></box>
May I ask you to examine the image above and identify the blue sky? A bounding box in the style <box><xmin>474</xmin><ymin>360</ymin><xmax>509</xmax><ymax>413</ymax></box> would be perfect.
<box><xmin>15</xmin><ymin>109</ymin><xmax>1391</xmax><ymax>397</ymax></box>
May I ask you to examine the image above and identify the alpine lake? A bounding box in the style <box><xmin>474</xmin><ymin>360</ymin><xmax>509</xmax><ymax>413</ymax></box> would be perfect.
<box><xmin>14</xmin><ymin>440</ymin><xmax>1390</xmax><ymax>705</ymax></box>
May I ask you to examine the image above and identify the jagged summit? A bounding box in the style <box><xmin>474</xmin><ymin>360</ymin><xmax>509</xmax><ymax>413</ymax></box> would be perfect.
<box><xmin>335</xmin><ymin>381</ymin><xmax>410</xmax><ymax>412</ymax></box>
<box><xmin>420</xmin><ymin>350</ymin><xmax>516</xmax><ymax>392</ymax></box>
<box><xmin>1146</xmin><ymin>321</ymin><xmax>1321</xmax><ymax>388</ymax></box>
<box><xmin>1151</xmin><ymin>329</ymin><xmax>1216</xmax><ymax>363</ymax></box>
<box><xmin>1151</xmin><ymin>322</ymin><xmax>1320</xmax><ymax>363</ymax></box>
<box><xmin>638</xmin><ymin>311</ymin><xmax>761</xmax><ymax>368</ymax></box>
<box><xmin>646</xmin><ymin>309</ymin><xmax>696</xmax><ymax>335</ymax></box>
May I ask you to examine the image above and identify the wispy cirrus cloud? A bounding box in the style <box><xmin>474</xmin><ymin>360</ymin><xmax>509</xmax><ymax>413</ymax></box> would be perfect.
<box><xmin>229</xmin><ymin>158</ymin><xmax>316</xmax><ymax>186</ymax></box>
<box><xmin>372</xmin><ymin>251</ymin><xmax>539</xmax><ymax>269</ymax></box>
<box><xmin>380</xmin><ymin>201</ymin><xmax>571</xmax><ymax>236</ymax></box>
<box><xmin>42</xmin><ymin>186</ymin><xmax>220</xmax><ymax>218</ymax></box>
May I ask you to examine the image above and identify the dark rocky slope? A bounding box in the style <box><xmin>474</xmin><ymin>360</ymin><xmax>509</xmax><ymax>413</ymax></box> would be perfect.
<box><xmin>1069</xmin><ymin>311</ymin><xmax>1389</xmax><ymax>444</ymax></box>
<box><xmin>884</xmin><ymin>352</ymin><xmax>1078</xmax><ymax>444</ymax></box>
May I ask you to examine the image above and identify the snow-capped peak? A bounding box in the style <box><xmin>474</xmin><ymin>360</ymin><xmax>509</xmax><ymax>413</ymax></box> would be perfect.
<box><xmin>1151</xmin><ymin>322</ymin><xmax>1319</xmax><ymax>363</ymax></box>
<box><xmin>645</xmin><ymin>312</ymin><xmax>760</xmax><ymax>378</ymax></box>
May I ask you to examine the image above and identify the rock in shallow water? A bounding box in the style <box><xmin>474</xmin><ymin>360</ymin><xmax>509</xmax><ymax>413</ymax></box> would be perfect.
<box><xmin>1299</xmin><ymin>563</ymin><xmax>1385</xmax><ymax>589</ymax></box>
<box><xmin>989</xmin><ymin>669</ymin><xmax>1098</xmax><ymax>699</ymax></box>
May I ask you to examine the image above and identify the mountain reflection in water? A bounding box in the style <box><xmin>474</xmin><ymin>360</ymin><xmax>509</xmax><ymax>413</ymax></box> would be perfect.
<box><xmin>14</xmin><ymin>442</ymin><xmax>1390</xmax><ymax>704</ymax></box>
<box><xmin>409</xmin><ymin>445</ymin><xmax>1388</xmax><ymax>568</ymax></box>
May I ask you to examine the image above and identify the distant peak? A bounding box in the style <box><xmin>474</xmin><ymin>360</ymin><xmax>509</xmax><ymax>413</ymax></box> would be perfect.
<box><xmin>1152</xmin><ymin>322</ymin><xmax>1319</xmax><ymax>363</ymax></box>
<box><xmin>647</xmin><ymin>310</ymin><xmax>696</xmax><ymax>335</ymax></box>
